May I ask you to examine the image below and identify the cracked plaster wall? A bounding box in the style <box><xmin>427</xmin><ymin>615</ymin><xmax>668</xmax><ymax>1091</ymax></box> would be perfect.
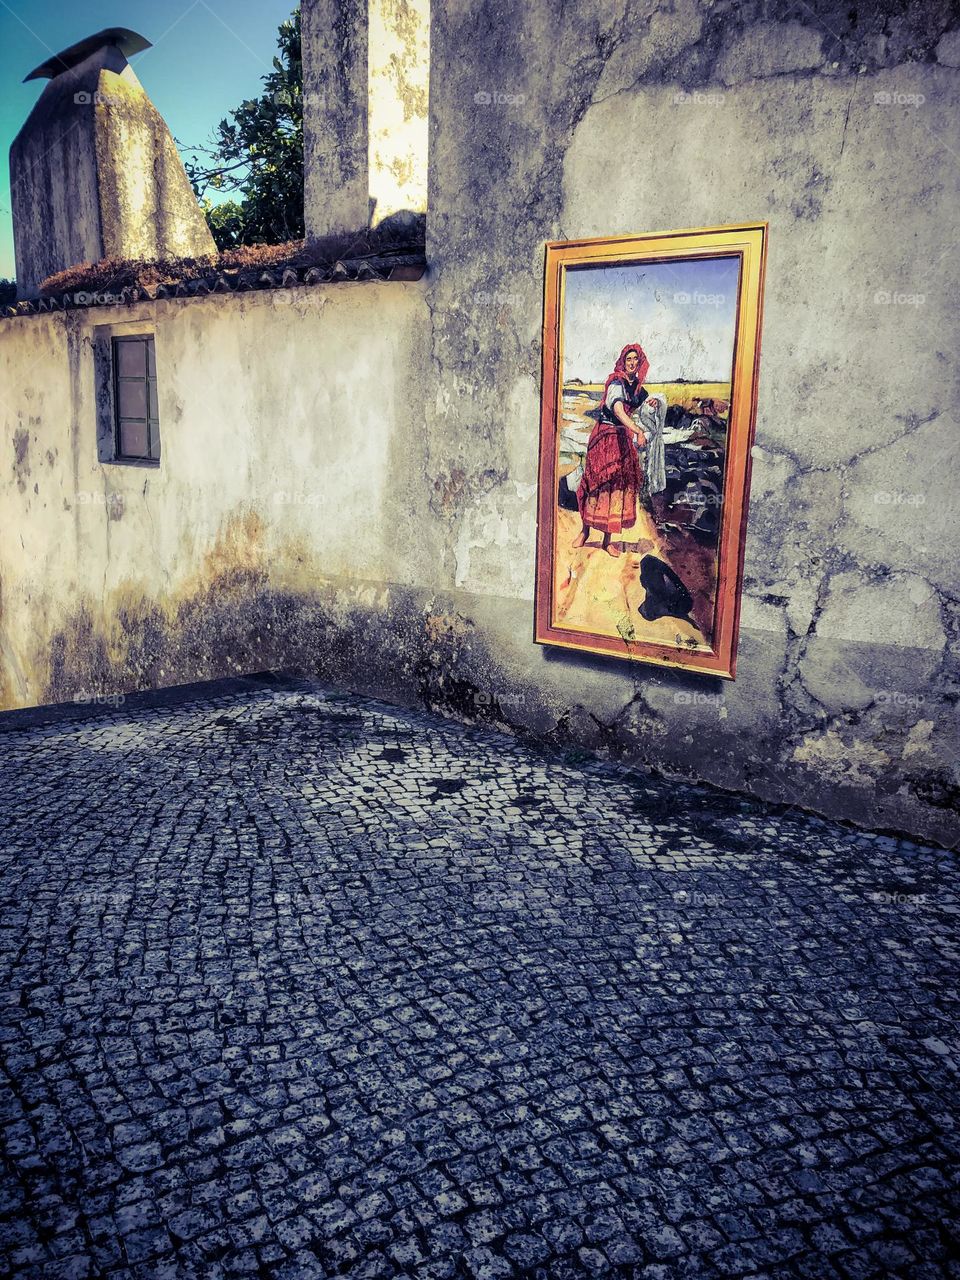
<box><xmin>416</xmin><ymin>0</ymin><xmax>960</xmax><ymax>846</ymax></box>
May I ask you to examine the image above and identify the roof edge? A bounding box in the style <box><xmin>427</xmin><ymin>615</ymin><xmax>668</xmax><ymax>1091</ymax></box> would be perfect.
<box><xmin>0</xmin><ymin>255</ymin><xmax>428</xmax><ymax>319</ymax></box>
<box><xmin>25</xmin><ymin>28</ymin><xmax>151</xmax><ymax>82</ymax></box>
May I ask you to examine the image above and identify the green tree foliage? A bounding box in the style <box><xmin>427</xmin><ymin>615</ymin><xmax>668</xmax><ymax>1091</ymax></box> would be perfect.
<box><xmin>200</xmin><ymin>199</ymin><xmax>248</xmax><ymax>251</ymax></box>
<box><xmin>184</xmin><ymin>8</ymin><xmax>303</xmax><ymax>249</ymax></box>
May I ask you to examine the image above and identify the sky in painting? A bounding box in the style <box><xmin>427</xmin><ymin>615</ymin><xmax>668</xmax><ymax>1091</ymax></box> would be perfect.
<box><xmin>0</xmin><ymin>0</ymin><xmax>297</xmax><ymax>279</ymax></box>
<box><xmin>562</xmin><ymin>256</ymin><xmax>741</xmax><ymax>384</ymax></box>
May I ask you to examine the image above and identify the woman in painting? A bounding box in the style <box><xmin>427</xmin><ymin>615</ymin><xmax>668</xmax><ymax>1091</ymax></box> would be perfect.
<box><xmin>574</xmin><ymin>342</ymin><xmax>649</xmax><ymax>556</ymax></box>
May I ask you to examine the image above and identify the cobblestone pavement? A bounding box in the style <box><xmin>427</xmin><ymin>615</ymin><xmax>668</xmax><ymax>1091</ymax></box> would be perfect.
<box><xmin>1</xmin><ymin>676</ymin><xmax>959</xmax><ymax>1280</ymax></box>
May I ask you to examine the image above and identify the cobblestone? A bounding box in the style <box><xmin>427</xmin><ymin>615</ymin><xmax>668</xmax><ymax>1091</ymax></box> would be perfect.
<box><xmin>0</xmin><ymin>675</ymin><xmax>958</xmax><ymax>1277</ymax></box>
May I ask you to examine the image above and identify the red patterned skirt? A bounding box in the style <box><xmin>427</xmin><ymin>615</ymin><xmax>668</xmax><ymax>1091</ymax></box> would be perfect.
<box><xmin>576</xmin><ymin>423</ymin><xmax>643</xmax><ymax>534</ymax></box>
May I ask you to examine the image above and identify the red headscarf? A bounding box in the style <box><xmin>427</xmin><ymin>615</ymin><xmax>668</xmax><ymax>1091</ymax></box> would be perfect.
<box><xmin>600</xmin><ymin>343</ymin><xmax>650</xmax><ymax>407</ymax></box>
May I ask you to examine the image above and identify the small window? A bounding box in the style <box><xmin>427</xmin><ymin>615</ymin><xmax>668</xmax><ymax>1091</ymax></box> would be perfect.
<box><xmin>112</xmin><ymin>336</ymin><xmax>160</xmax><ymax>462</ymax></box>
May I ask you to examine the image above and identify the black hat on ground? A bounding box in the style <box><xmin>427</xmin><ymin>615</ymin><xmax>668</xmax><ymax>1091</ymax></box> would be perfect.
<box><xmin>638</xmin><ymin>555</ymin><xmax>694</xmax><ymax>622</ymax></box>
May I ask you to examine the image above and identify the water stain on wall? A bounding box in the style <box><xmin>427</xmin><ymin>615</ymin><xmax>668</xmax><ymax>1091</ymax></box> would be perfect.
<box><xmin>12</xmin><ymin>428</ymin><xmax>30</xmax><ymax>493</ymax></box>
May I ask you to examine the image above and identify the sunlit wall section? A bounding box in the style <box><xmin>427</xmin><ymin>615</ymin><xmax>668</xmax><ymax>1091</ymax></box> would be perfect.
<box><xmin>368</xmin><ymin>0</ymin><xmax>429</xmax><ymax>228</ymax></box>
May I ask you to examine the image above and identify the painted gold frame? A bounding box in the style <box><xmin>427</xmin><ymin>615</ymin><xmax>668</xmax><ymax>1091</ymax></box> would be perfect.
<box><xmin>534</xmin><ymin>223</ymin><xmax>768</xmax><ymax>679</ymax></box>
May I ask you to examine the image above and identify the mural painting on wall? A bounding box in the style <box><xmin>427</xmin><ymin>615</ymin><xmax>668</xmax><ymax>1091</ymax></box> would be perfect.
<box><xmin>535</xmin><ymin>224</ymin><xmax>767</xmax><ymax>679</ymax></box>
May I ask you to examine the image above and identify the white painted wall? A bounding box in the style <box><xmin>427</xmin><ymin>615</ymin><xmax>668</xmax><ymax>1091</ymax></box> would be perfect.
<box><xmin>0</xmin><ymin>283</ymin><xmax>431</xmax><ymax>708</ymax></box>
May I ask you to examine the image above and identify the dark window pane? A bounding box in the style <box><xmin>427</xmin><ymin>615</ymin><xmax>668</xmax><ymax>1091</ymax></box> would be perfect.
<box><xmin>116</xmin><ymin>339</ymin><xmax>146</xmax><ymax>377</ymax></box>
<box><xmin>119</xmin><ymin>419</ymin><xmax>149</xmax><ymax>458</ymax></box>
<box><xmin>118</xmin><ymin>379</ymin><xmax>148</xmax><ymax>417</ymax></box>
<box><xmin>111</xmin><ymin>336</ymin><xmax>159</xmax><ymax>464</ymax></box>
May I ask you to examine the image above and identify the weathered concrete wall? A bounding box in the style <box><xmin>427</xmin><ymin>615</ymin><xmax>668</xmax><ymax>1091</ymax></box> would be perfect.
<box><xmin>409</xmin><ymin>0</ymin><xmax>960</xmax><ymax>846</ymax></box>
<box><xmin>93</xmin><ymin>64</ymin><xmax>216</xmax><ymax>265</ymax></box>
<box><xmin>2</xmin><ymin>1</ymin><xmax>958</xmax><ymax>848</ymax></box>
<box><xmin>10</xmin><ymin>47</ymin><xmax>214</xmax><ymax>297</ymax></box>
<box><xmin>304</xmin><ymin>0</ymin><xmax>430</xmax><ymax>238</ymax></box>
<box><xmin>9</xmin><ymin>50</ymin><xmax>109</xmax><ymax>299</ymax></box>
<box><xmin>303</xmin><ymin>0</ymin><xmax>369</xmax><ymax>239</ymax></box>
<box><xmin>368</xmin><ymin>0</ymin><xmax>430</xmax><ymax>227</ymax></box>
<box><xmin>0</xmin><ymin>284</ymin><xmax>435</xmax><ymax>707</ymax></box>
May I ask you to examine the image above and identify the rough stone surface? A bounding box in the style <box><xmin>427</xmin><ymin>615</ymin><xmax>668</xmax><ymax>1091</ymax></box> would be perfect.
<box><xmin>10</xmin><ymin>45</ymin><xmax>214</xmax><ymax>298</ymax></box>
<box><xmin>935</xmin><ymin>26</ymin><xmax>960</xmax><ymax>67</ymax></box>
<box><xmin>303</xmin><ymin>0</ymin><xmax>370</xmax><ymax>241</ymax></box>
<box><xmin>0</xmin><ymin>675</ymin><xmax>959</xmax><ymax>1278</ymax></box>
<box><xmin>713</xmin><ymin>21</ymin><xmax>826</xmax><ymax>87</ymax></box>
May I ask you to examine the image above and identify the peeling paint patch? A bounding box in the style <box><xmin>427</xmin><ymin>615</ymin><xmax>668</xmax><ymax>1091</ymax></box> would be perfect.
<box><xmin>792</xmin><ymin>728</ymin><xmax>889</xmax><ymax>787</ymax></box>
<box><xmin>902</xmin><ymin>719</ymin><xmax>936</xmax><ymax>762</ymax></box>
<box><xmin>425</xmin><ymin>612</ymin><xmax>473</xmax><ymax>646</ymax></box>
<box><xmin>432</xmin><ymin>466</ymin><xmax>467</xmax><ymax>516</ymax></box>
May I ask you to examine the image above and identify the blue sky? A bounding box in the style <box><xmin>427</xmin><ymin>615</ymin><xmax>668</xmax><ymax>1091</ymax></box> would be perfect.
<box><xmin>563</xmin><ymin>256</ymin><xmax>741</xmax><ymax>383</ymax></box>
<box><xmin>0</xmin><ymin>0</ymin><xmax>297</xmax><ymax>279</ymax></box>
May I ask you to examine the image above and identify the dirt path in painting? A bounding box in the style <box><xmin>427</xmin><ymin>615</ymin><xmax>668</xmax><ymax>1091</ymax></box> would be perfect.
<box><xmin>554</xmin><ymin>502</ymin><xmax>718</xmax><ymax>649</ymax></box>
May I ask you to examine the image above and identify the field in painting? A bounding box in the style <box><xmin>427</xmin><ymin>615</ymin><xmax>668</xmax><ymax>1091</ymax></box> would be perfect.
<box><xmin>554</xmin><ymin>381</ymin><xmax>731</xmax><ymax>650</ymax></box>
<box><xmin>567</xmin><ymin>381</ymin><xmax>731</xmax><ymax>402</ymax></box>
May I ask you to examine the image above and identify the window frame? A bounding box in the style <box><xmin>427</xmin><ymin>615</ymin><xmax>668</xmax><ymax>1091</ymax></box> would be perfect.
<box><xmin>111</xmin><ymin>334</ymin><xmax>161</xmax><ymax>464</ymax></box>
<box><xmin>92</xmin><ymin>323</ymin><xmax>162</xmax><ymax>469</ymax></box>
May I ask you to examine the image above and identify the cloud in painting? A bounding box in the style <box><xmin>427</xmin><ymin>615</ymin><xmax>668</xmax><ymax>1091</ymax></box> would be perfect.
<box><xmin>562</xmin><ymin>256</ymin><xmax>741</xmax><ymax>383</ymax></box>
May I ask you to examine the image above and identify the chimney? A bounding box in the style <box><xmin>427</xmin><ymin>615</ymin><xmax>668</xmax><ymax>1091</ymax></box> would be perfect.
<box><xmin>10</xmin><ymin>28</ymin><xmax>216</xmax><ymax>298</ymax></box>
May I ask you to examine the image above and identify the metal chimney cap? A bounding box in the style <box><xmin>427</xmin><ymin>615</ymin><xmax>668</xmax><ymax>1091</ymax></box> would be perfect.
<box><xmin>24</xmin><ymin>28</ymin><xmax>151</xmax><ymax>82</ymax></box>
